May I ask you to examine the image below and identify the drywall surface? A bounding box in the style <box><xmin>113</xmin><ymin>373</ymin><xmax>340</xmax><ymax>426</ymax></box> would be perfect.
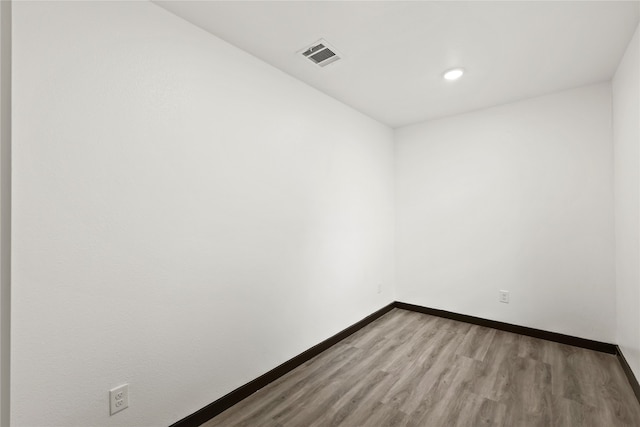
<box><xmin>613</xmin><ymin>24</ymin><xmax>640</xmax><ymax>380</ymax></box>
<box><xmin>395</xmin><ymin>83</ymin><xmax>615</xmax><ymax>342</ymax></box>
<box><xmin>11</xmin><ymin>2</ymin><xmax>394</xmax><ymax>426</ymax></box>
<box><xmin>0</xmin><ymin>2</ymin><xmax>10</xmax><ymax>425</ymax></box>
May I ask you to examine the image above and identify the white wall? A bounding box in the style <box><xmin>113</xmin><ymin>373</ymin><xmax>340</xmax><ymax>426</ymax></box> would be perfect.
<box><xmin>613</xmin><ymin>23</ymin><xmax>640</xmax><ymax>380</ymax></box>
<box><xmin>11</xmin><ymin>2</ymin><xmax>395</xmax><ymax>426</ymax></box>
<box><xmin>395</xmin><ymin>83</ymin><xmax>615</xmax><ymax>342</ymax></box>
<box><xmin>0</xmin><ymin>1</ymin><xmax>10</xmax><ymax>426</ymax></box>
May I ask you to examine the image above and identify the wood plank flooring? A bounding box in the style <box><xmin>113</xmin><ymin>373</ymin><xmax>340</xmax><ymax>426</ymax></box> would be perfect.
<box><xmin>201</xmin><ymin>309</ymin><xmax>640</xmax><ymax>426</ymax></box>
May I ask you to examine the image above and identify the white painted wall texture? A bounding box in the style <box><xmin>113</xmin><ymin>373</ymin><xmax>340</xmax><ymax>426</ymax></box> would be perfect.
<box><xmin>613</xmin><ymin>23</ymin><xmax>640</xmax><ymax>380</ymax></box>
<box><xmin>395</xmin><ymin>84</ymin><xmax>616</xmax><ymax>342</ymax></box>
<box><xmin>11</xmin><ymin>2</ymin><xmax>395</xmax><ymax>426</ymax></box>
<box><xmin>0</xmin><ymin>2</ymin><xmax>10</xmax><ymax>425</ymax></box>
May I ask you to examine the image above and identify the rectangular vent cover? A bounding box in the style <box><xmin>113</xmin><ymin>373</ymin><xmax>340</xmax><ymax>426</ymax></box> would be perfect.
<box><xmin>300</xmin><ymin>39</ymin><xmax>341</xmax><ymax>67</ymax></box>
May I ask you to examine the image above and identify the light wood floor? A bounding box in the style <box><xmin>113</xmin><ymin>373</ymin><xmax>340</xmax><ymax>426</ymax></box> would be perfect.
<box><xmin>202</xmin><ymin>309</ymin><xmax>640</xmax><ymax>426</ymax></box>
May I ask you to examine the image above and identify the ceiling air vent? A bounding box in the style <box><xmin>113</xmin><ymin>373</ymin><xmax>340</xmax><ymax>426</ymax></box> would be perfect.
<box><xmin>300</xmin><ymin>39</ymin><xmax>341</xmax><ymax>67</ymax></box>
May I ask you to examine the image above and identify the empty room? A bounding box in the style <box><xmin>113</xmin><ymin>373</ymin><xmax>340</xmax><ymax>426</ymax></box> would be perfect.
<box><xmin>0</xmin><ymin>0</ymin><xmax>639</xmax><ymax>426</ymax></box>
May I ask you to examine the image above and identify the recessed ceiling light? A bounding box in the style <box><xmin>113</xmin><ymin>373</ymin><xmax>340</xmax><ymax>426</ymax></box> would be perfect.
<box><xmin>443</xmin><ymin>68</ymin><xmax>464</xmax><ymax>81</ymax></box>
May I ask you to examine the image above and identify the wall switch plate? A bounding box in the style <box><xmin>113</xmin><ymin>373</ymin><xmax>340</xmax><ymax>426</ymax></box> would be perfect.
<box><xmin>110</xmin><ymin>384</ymin><xmax>129</xmax><ymax>415</ymax></box>
<box><xmin>499</xmin><ymin>290</ymin><xmax>510</xmax><ymax>304</ymax></box>
<box><xmin>377</xmin><ymin>283</ymin><xmax>382</xmax><ymax>294</ymax></box>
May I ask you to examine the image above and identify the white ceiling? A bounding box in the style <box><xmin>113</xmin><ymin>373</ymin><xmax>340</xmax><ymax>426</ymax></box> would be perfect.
<box><xmin>155</xmin><ymin>1</ymin><xmax>640</xmax><ymax>128</ymax></box>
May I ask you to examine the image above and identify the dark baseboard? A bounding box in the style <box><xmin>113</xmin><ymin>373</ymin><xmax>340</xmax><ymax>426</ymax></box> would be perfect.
<box><xmin>393</xmin><ymin>301</ymin><xmax>617</xmax><ymax>354</ymax></box>
<box><xmin>616</xmin><ymin>346</ymin><xmax>640</xmax><ymax>405</ymax></box>
<box><xmin>169</xmin><ymin>302</ymin><xmax>395</xmax><ymax>427</ymax></box>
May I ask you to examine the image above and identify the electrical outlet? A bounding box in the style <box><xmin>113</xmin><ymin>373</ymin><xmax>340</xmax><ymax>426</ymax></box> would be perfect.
<box><xmin>110</xmin><ymin>384</ymin><xmax>129</xmax><ymax>415</ymax></box>
<box><xmin>377</xmin><ymin>283</ymin><xmax>382</xmax><ymax>294</ymax></box>
<box><xmin>499</xmin><ymin>290</ymin><xmax>510</xmax><ymax>304</ymax></box>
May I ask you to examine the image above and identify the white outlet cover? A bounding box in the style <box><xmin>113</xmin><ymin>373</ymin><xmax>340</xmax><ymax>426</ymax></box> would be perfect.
<box><xmin>110</xmin><ymin>384</ymin><xmax>129</xmax><ymax>415</ymax></box>
<box><xmin>499</xmin><ymin>290</ymin><xmax>510</xmax><ymax>303</ymax></box>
